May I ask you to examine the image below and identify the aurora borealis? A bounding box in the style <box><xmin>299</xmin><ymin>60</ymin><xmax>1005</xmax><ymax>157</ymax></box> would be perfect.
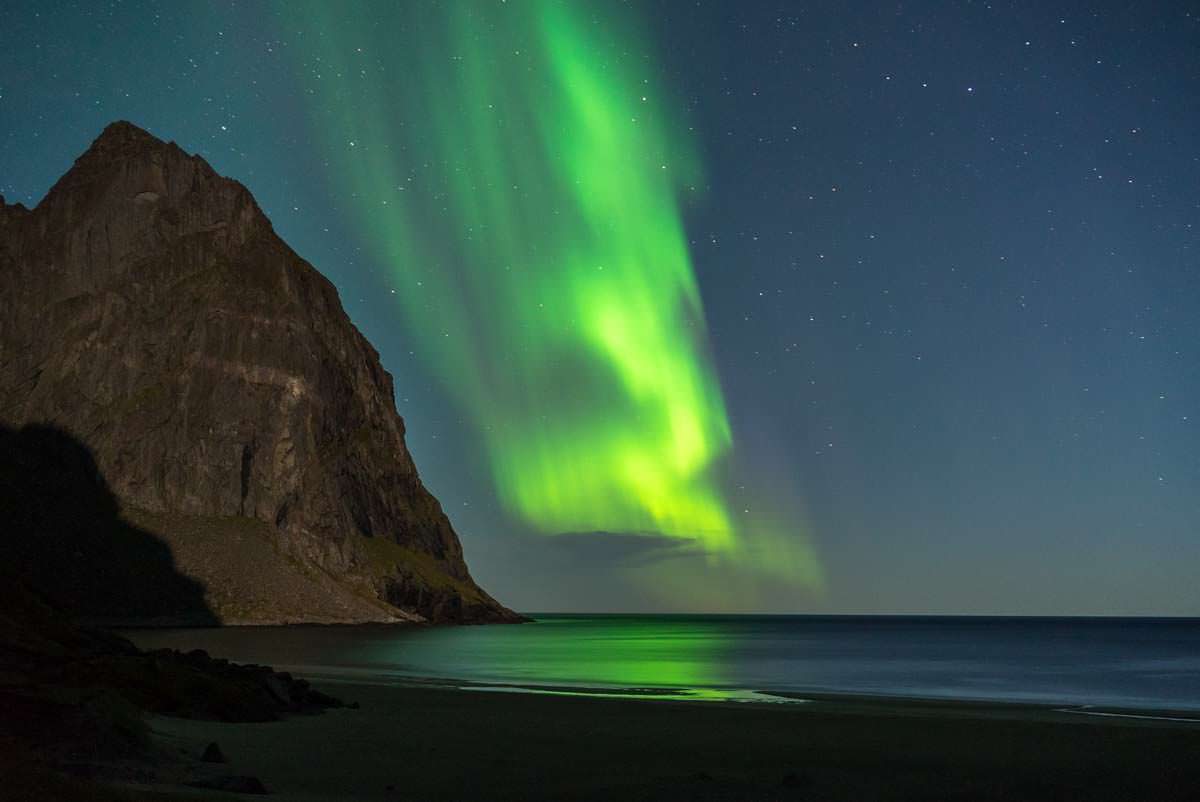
<box><xmin>4</xmin><ymin>1</ymin><xmax>1199</xmax><ymax>615</ymax></box>
<box><xmin>291</xmin><ymin>1</ymin><xmax>800</xmax><ymax>572</ymax></box>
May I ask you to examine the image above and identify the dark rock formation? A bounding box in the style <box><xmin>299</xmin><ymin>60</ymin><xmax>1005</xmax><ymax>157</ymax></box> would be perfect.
<box><xmin>0</xmin><ymin>580</ymin><xmax>334</xmax><ymax>795</ymax></box>
<box><xmin>0</xmin><ymin>121</ymin><xmax>520</xmax><ymax>624</ymax></box>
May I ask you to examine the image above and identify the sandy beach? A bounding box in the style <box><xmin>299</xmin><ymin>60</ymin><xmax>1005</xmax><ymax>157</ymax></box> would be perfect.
<box><xmin>131</xmin><ymin>681</ymin><xmax>1200</xmax><ymax>801</ymax></box>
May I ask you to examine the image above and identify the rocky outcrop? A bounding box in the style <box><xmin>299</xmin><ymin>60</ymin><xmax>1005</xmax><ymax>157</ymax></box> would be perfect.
<box><xmin>0</xmin><ymin>121</ymin><xmax>520</xmax><ymax>624</ymax></box>
<box><xmin>0</xmin><ymin>579</ymin><xmax>342</xmax><ymax>796</ymax></box>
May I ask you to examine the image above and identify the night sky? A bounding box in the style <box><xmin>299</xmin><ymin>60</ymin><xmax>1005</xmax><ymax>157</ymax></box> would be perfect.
<box><xmin>2</xmin><ymin>1</ymin><xmax>1197</xmax><ymax>615</ymax></box>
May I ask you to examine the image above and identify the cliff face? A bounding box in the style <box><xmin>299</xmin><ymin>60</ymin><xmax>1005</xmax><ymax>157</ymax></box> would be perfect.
<box><xmin>0</xmin><ymin>121</ymin><xmax>520</xmax><ymax>624</ymax></box>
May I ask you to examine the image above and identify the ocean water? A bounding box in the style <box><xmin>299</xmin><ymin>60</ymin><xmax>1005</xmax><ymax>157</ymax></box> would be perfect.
<box><xmin>125</xmin><ymin>615</ymin><xmax>1200</xmax><ymax>711</ymax></box>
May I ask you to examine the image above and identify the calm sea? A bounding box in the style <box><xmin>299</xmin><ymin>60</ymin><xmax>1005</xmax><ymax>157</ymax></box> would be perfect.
<box><xmin>125</xmin><ymin>614</ymin><xmax>1200</xmax><ymax>711</ymax></box>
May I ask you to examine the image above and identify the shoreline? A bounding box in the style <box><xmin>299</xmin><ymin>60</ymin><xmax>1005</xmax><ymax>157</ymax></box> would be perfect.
<box><xmin>121</xmin><ymin>615</ymin><xmax>1200</xmax><ymax>718</ymax></box>
<box><xmin>233</xmin><ymin>667</ymin><xmax>1200</xmax><ymax>722</ymax></box>
<box><xmin>122</xmin><ymin>677</ymin><xmax>1200</xmax><ymax>801</ymax></box>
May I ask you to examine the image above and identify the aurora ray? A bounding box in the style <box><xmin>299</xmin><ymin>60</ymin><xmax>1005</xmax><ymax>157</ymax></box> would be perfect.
<box><xmin>287</xmin><ymin>1</ymin><xmax>820</xmax><ymax>585</ymax></box>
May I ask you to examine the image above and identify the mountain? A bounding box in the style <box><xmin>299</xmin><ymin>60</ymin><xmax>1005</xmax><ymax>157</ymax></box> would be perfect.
<box><xmin>0</xmin><ymin>121</ymin><xmax>521</xmax><ymax>625</ymax></box>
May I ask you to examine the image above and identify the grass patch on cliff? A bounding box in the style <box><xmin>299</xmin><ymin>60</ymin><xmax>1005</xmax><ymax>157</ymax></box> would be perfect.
<box><xmin>357</xmin><ymin>534</ymin><xmax>487</xmax><ymax>605</ymax></box>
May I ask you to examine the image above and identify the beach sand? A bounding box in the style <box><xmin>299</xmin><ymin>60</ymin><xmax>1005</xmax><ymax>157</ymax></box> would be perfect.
<box><xmin>133</xmin><ymin>682</ymin><xmax>1200</xmax><ymax>801</ymax></box>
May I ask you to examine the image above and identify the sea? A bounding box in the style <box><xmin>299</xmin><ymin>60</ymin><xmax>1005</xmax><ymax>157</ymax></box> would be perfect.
<box><xmin>125</xmin><ymin>614</ymin><xmax>1200</xmax><ymax>713</ymax></box>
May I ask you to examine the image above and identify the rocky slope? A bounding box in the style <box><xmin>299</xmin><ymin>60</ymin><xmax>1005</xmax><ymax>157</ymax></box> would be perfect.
<box><xmin>0</xmin><ymin>121</ymin><xmax>520</xmax><ymax>624</ymax></box>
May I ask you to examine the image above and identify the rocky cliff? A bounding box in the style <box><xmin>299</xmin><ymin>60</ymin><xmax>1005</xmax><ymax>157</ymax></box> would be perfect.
<box><xmin>0</xmin><ymin>121</ymin><xmax>520</xmax><ymax>624</ymax></box>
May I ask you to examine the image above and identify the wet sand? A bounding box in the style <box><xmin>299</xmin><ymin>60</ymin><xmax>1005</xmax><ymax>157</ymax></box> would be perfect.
<box><xmin>138</xmin><ymin>681</ymin><xmax>1200</xmax><ymax>801</ymax></box>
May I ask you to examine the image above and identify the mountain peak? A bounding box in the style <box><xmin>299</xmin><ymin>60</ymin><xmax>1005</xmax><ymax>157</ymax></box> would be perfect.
<box><xmin>97</xmin><ymin>118</ymin><xmax>155</xmax><ymax>143</ymax></box>
<box><xmin>34</xmin><ymin>120</ymin><xmax>195</xmax><ymax>215</ymax></box>
<box><xmin>84</xmin><ymin>119</ymin><xmax>169</xmax><ymax>160</ymax></box>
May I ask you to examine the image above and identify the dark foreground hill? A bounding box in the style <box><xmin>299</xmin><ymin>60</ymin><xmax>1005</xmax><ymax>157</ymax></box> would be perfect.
<box><xmin>0</xmin><ymin>121</ymin><xmax>520</xmax><ymax>625</ymax></box>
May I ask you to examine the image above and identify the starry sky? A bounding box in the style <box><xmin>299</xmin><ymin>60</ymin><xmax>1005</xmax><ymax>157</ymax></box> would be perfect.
<box><xmin>2</xmin><ymin>1</ymin><xmax>1197</xmax><ymax>615</ymax></box>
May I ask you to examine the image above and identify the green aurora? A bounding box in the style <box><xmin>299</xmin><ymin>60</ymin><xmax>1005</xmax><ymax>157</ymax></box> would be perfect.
<box><xmin>289</xmin><ymin>2</ymin><xmax>820</xmax><ymax>593</ymax></box>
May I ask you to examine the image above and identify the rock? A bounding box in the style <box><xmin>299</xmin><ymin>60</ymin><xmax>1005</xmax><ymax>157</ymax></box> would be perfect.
<box><xmin>0</xmin><ymin>120</ymin><xmax>523</xmax><ymax>625</ymax></box>
<box><xmin>264</xmin><ymin>674</ymin><xmax>291</xmax><ymax>705</ymax></box>
<box><xmin>0</xmin><ymin>580</ymin><xmax>347</xmax><ymax>795</ymax></box>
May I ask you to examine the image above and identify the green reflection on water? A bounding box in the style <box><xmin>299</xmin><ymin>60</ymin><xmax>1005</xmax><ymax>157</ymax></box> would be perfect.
<box><xmin>361</xmin><ymin>616</ymin><xmax>735</xmax><ymax>693</ymax></box>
